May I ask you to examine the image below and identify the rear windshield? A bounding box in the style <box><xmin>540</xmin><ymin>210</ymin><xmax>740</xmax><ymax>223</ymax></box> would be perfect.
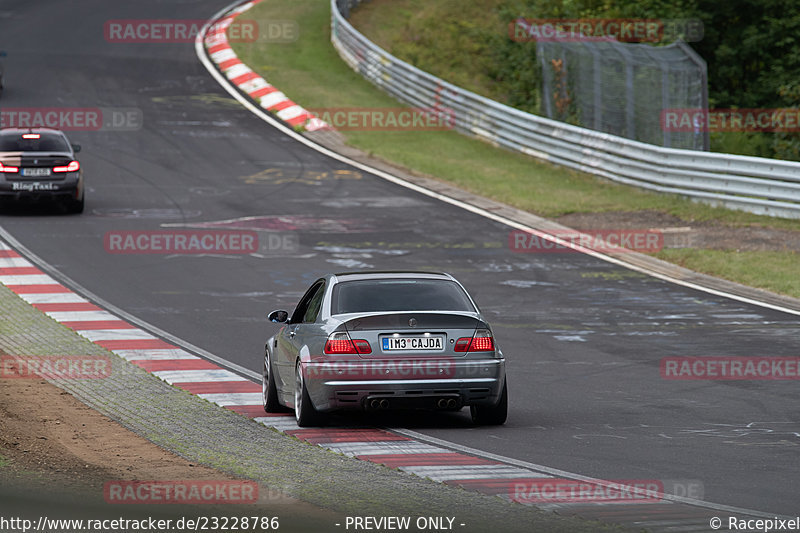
<box><xmin>0</xmin><ymin>133</ymin><xmax>70</xmax><ymax>152</ymax></box>
<box><xmin>331</xmin><ymin>279</ymin><xmax>476</xmax><ymax>314</ymax></box>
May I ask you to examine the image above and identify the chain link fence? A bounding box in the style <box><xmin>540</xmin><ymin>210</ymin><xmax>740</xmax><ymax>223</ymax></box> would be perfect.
<box><xmin>525</xmin><ymin>21</ymin><xmax>709</xmax><ymax>150</ymax></box>
<box><xmin>334</xmin><ymin>6</ymin><xmax>709</xmax><ymax>151</ymax></box>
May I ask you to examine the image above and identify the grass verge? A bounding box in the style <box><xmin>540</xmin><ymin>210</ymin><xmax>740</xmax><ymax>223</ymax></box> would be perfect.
<box><xmin>231</xmin><ymin>0</ymin><xmax>800</xmax><ymax>299</ymax></box>
<box><xmin>655</xmin><ymin>249</ymin><xmax>800</xmax><ymax>298</ymax></box>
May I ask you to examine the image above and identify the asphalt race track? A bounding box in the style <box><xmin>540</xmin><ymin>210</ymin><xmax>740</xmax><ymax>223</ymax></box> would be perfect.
<box><xmin>2</xmin><ymin>0</ymin><xmax>799</xmax><ymax>519</ymax></box>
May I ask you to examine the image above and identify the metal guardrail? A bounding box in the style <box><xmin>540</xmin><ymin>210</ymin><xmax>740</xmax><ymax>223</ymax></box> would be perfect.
<box><xmin>330</xmin><ymin>0</ymin><xmax>800</xmax><ymax>219</ymax></box>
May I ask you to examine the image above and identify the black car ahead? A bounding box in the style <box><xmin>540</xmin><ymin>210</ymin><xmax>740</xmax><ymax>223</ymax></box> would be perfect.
<box><xmin>0</xmin><ymin>128</ymin><xmax>84</xmax><ymax>213</ymax></box>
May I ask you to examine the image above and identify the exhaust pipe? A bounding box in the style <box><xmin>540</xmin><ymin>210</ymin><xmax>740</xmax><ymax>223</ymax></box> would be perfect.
<box><xmin>368</xmin><ymin>398</ymin><xmax>390</xmax><ymax>410</ymax></box>
<box><xmin>437</xmin><ymin>398</ymin><xmax>459</xmax><ymax>409</ymax></box>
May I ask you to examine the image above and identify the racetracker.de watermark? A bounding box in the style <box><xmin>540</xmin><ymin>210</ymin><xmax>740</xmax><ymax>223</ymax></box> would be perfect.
<box><xmin>662</xmin><ymin>108</ymin><xmax>800</xmax><ymax>132</ymax></box>
<box><xmin>103</xmin><ymin>230</ymin><xmax>299</xmax><ymax>256</ymax></box>
<box><xmin>661</xmin><ymin>357</ymin><xmax>800</xmax><ymax>380</ymax></box>
<box><xmin>510</xmin><ymin>18</ymin><xmax>703</xmax><ymax>43</ymax></box>
<box><xmin>105</xmin><ymin>19</ymin><xmax>299</xmax><ymax>43</ymax></box>
<box><xmin>509</xmin><ymin>229</ymin><xmax>663</xmax><ymax>253</ymax></box>
<box><xmin>307</xmin><ymin>107</ymin><xmax>456</xmax><ymax>131</ymax></box>
<box><xmin>1</xmin><ymin>107</ymin><xmax>143</xmax><ymax>131</ymax></box>
<box><xmin>0</xmin><ymin>355</ymin><xmax>111</xmax><ymax>380</ymax></box>
<box><xmin>305</xmin><ymin>359</ymin><xmax>501</xmax><ymax>381</ymax></box>
<box><xmin>511</xmin><ymin>479</ymin><xmax>664</xmax><ymax>504</ymax></box>
<box><xmin>104</xmin><ymin>480</ymin><xmax>258</xmax><ymax>504</ymax></box>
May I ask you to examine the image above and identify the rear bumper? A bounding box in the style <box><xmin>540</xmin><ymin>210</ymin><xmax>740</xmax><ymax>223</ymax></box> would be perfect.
<box><xmin>0</xmin><ymin>175</ymin><xmax>81</xmax><ymax>201</ymax></box>
<box><xmin>302</xmin><ymin>358</ymin><xmax>506</xmax><ymax>412</ymax></box>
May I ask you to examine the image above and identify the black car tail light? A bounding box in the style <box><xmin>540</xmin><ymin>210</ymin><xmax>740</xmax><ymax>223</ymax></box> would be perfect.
<box><xmin>53</xmin><ymin>161</ymin><xmax>80</xmax><ymax>173</ymax></box>
<box><xmin>0</xmin><ymin>161</ymin><xmax>18</xmax><ymax>173</ymax></box>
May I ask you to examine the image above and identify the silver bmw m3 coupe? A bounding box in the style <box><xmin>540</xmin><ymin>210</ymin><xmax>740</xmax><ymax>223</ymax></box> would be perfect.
<box><xmin>262</xmin><ymin>271</ymin><xmax>508</xmax><ymax>427</ymax></box>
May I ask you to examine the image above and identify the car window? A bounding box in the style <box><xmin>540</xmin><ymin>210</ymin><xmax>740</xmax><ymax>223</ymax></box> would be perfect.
<box><xmin>331</xmin><ymin>279</ymin><xmax>476</xmax><ymax>314</ymax></box>
<box><xmin>0</xmin><ymin>133</ymin><xmax>70</xmax><ymax>152</ymax></box>
<box><xmin>290</xmin><ymin>280</ymin><xmax>325</xmax><ymax>324</ymax></box>
<box><xmin>302</xmin><ymin>284</ymin><xmax>325</xmax><ymax>323</ymax></box>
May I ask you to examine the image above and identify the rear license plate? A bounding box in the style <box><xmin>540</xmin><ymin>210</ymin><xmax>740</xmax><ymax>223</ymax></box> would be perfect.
<box><xmin>22</xmin><ymin>168</ymin><xmax>51</xmax><ymax>177</ymax></box>
<box><xmin>381</xmin><ymin>335</ymin><xmax>445</xmax><ymax>352</ymax></box>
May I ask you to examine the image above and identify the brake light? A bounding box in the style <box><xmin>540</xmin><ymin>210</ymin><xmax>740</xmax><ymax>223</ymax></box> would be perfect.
<box><xmin>454</xmin><ymin>329</ymin><xmax>495</xmax><ymax>352</ymax></box>
<box><xmin>53</xmin><ymin>160</ymin><xmax>80</xmax><ymax>173</ymax></box>
<box><xmin>0</xmin><ymin>161</ymin><xmax>18</xmax><ymax>173</ymax></box>
<box><xmin>324</xmin><ymin>332</ymin><xmax>371</xmax><ymax>354</ymax></box>
<box><xmin>469</xmin><ymin>330</ymin><xmax>495</xmax><ymax>351</ymax></box>
<box><xmin>22</xmin><ymin>133</ymin><xmax>40</xmax><ymax>139</ymax></box>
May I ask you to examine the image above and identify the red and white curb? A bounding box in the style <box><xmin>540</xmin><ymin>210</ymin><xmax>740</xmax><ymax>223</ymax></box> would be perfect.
<box><xmin>1</xmin><ymin>236</ymin><xmax>736</xmax><ymax>531</ymax></box>
<box><xmin>204</xmin><ymin>0</ymin><xmax>328</xmax><ymax>132</ymax></box>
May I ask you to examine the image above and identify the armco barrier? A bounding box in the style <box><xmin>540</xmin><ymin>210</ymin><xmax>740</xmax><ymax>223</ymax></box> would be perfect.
<box><xmin>330</xmin><ymin>0</ymin><xmax>800</xmax><ymax>219</ymax></box>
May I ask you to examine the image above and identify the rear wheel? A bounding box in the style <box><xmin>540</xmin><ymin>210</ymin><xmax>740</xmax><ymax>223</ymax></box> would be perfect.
<box><xmin>262</xmin><ymin>349</ymin><xmax>286</xmax><ymax>413</ymax></box>
<box><xmin>65</xmin><ymin>192</ymin><xmax>84</xmax><ymax>214</ymax></box>
<box><xmin>470</xmin><ymin>381</ymin><xmax>507</xmax><ymax>425</ymax></box>
<box><xmin>294</xmin><ymin>362</ymin><xmax>323</xmax><ymax>427</ymax></box>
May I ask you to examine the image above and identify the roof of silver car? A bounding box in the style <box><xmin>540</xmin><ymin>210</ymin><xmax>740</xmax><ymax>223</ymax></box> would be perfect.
<box><xmin>332</xmin><ymin>271</ymin><xmax>454</xmax><ymax>282</ymax></box>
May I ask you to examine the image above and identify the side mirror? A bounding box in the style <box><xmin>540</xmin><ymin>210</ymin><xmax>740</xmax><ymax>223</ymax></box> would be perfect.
<box><xmin>267</xmin><ymin>309</ymin><xmax>289</xmax><ymax>323</ymax></box>
<box><xmin>71</xmin><ymin>144</ymin><xmax>81</xmax><ymax>153</ymax></box>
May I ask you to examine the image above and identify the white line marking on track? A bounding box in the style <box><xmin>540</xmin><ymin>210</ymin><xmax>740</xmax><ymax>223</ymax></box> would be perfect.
<box><xmin>211</xmin><ymin>49</ymin><xmax>236</xmax><ymax>62</ymax></box>
<box><xmin>152</xmin><ymin>369</ymin><xmax>248</xmax><ymax>383</ymax></box>
<box><xmin>17</xmin><ymin>293</ymin><xmax>87</xmax><ymax>304</ymax></box>
<box><xmin>225</xmin><ymin>63</ymin><xmax>251</xmax><ymax>79</ymax></box>
<box><xmin>45</xmin><ymin>311</ymin><xmax>120</xmax><ymax>322</ymax></box>
<box><xmin>276</xmin><ymin>105</ymin><xmax>306</xmax><ymax>121</ymax></box>
<box><xmin>197</xmin><ymin>392</ymin><xmax>262</xmax><ymax>406</ymax></box>
<box><xmin>319</xmin><ymin>441</ymin><xmax>447</xmax><ymax>456</ymax></box>
<box><xmin>78</xmin><ymin>329</ymin><xmax>157</xmax><ymax>341</ymax></box>
<box><xmin>259</xmin><ymin>92</ymin><xmax>288</xmax><ymax>109</ymax></box>
<box><xmin>0</xmin><ymin>258</ymin><xmax>31</xmax><ymax>267</ymax></box>
<box><xmin>0</xmin><ymin>274</ymin><xmax>58</xmax><ymax>285</ymax></box>
<box><xmin>256</xmin><ymin>418</ymin><xmax>301</xmax><ymax>432</ymax></box>
<box><xmin>114</xmin><ymin>349</ymin><xmax>199</xmax><ymax>361</ymax></box>
<box><xmin>399</xmin><ymin>464</ymin><xmax>549</xmax><ymax>482</ymax></box>
<box><xmin>112</xmin><ymin>348</ymin><xmax>200</xmax><ymax>361</ymax></box>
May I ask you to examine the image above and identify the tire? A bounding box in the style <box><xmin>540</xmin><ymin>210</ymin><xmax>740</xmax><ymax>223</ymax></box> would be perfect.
<box><xmin>294</xmin><ymin>362</ymin><xmax>323</xmax><ymax>427</ymax></box>
<box><xmin>470</xmin><ymin>381</ymin><xmax>508</xmax><ymax>426</ymax></box>
<box><xmin>65</xmin><ymin>194</ymin><xmax>84</xmax><ymax>214</ymax></box>
<box><xmin>262</xmin><ymin>349</ymin><xmax>286</xmax><ymax>413</ymax></box>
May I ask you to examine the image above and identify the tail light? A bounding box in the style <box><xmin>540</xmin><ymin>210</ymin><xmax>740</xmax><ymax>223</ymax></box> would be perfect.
<box><xmin>454</xmin><ymin>329</ymin><xmax>495</xmax><ymax>352</ymax></box>
<box><xmin>53</xmin><ymin>161</ymin><xmax>80</xmax><ymax>173</ymax></box>
<box><xmin>324</xmin><ymin>332</ymin><xmax>372</xmax><ymax>354</ymax></box>
<box><xmin>0</xmin><ymin>161</ymin><xmax>18</xmax><ymax>173</ymax></box>
<box><xmin>22</xmin><ymin>134</ymin><xmax>41</xmax><ymax>139</ymax></box>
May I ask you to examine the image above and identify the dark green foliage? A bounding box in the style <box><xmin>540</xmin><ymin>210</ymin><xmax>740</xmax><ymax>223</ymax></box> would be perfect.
<box><xmin>772</xmin><ymin>85</ymin><xmax>800</xmax><ymax>161</ymax></box>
